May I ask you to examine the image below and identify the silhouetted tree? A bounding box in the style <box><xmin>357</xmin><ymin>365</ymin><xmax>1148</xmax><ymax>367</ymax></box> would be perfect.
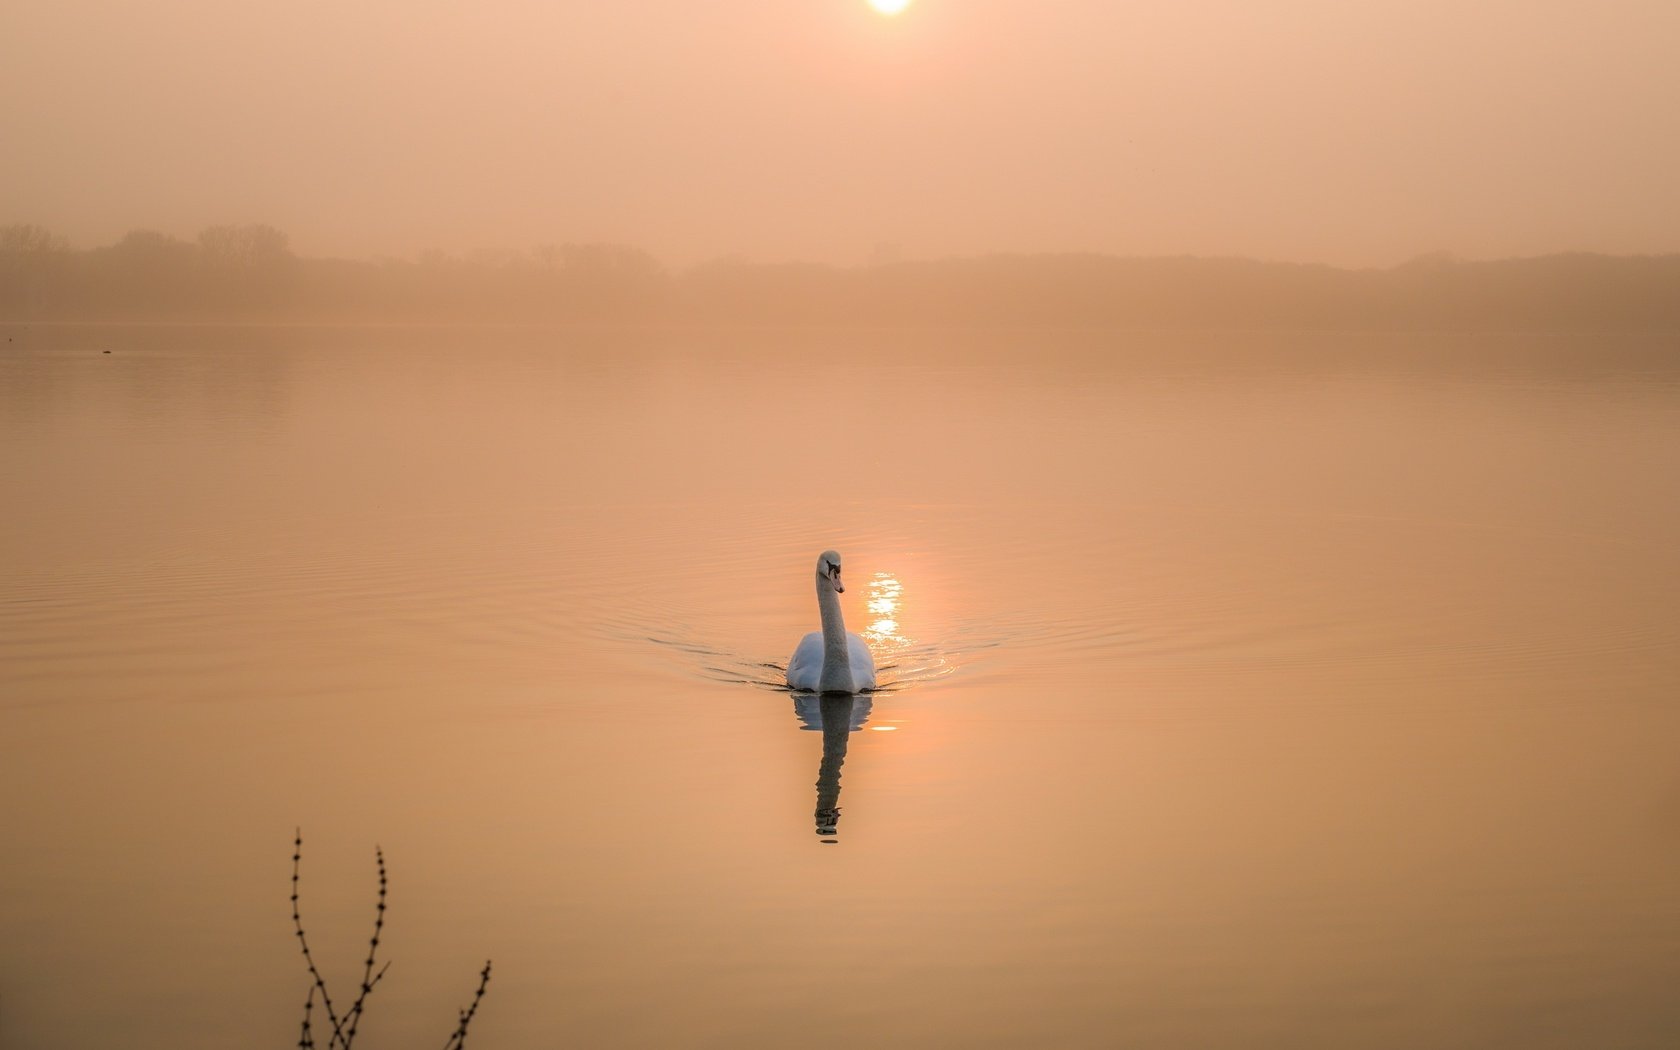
<box><xmin>197</xmin><ymin>223</ymin><xmax>291</xmax><ymax>270</ymax></box>
<box><xmin>83</xmin><ymin>229</ymin><xmax>200</xmax><ymax>313</ymax></box>
<box><xmin>0</xmin><ymin>223</ymin><xmax>71</xmax><ymax>314</ymax></box>
<box><xmin>3</xmin><ymin>221</ymin><xmax>1677</xmax><ymax>327</ymax></box>
<box><xmin>196</xmin><ymin>223</ymin><xmax>297</xmax><ymax>311</ymax></box>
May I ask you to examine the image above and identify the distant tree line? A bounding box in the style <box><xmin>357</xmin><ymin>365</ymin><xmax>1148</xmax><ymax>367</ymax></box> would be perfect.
<box><xmin>3</xmin><ymin>222</ymin><xmax>1678</xmax><ymax>329</ymax></box>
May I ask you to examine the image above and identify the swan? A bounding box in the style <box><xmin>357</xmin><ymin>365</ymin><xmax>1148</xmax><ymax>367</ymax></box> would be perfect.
<box><xmin>786</xmin><ymin>550</ymin><xmax>877</xmax><ymax>693</ymax></box>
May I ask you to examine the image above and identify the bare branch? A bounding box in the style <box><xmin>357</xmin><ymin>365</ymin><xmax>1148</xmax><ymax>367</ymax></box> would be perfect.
<box><xmin>292</xmin><ymin>832</ymin><xmax>491</xmax><ymax>1050</ymax></box>
<box><xmin>441</xmin><ymin>960</ymin><xmax>494</xmax><ymax>1050</ymax></box>
<box><xmin>340</xmin><ymin>846</ymin><xmax>389</xmax><ymax>1046</ymax></box>
<box><xmin>291</xmin><ymin>830</ymin><xmax>348</xmax><ymax>1049</ymax></box>
<box><xmin>298</xmin><ymin>984</ymin><xmax>317</xmax><ymax>1050</ymax></box>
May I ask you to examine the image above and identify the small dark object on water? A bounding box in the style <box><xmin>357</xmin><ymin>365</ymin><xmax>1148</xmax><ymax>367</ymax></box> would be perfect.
<box><xmin>103</xmin><ymin>350</ymin><xmax>112</xmax><ymax>354</ymax></box>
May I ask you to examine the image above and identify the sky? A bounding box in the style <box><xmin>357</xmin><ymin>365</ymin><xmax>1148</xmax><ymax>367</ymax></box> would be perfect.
<box><xmin>3</xmin><ymin>0</ymin><xmax>1676</xmax><ymax>266</ymax></box>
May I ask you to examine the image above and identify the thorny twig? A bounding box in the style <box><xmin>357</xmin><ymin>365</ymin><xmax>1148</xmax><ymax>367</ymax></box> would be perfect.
<box><xmin>442</xmin><ymin>960</ymin><xmax>494</xmax><ymax>1050</ymax></box>
<box><xmin>292</xmin><ymin>831</ymin><xmax>348</xmax><ymax>1049</ymax></box>
<box><xmin>292</xmin><ymin>831</ymin><xmax>493</xmax><ymax>1049</ymax></box>
<box><xmin>298</xmin><ymin>984</ymin><xmax>317</xmax><ymax>1050</ymax></box>
<box><xmin>339</xmin><ymin>847</ymin><xmax>391</xmax><ymax>1046</ymax></box>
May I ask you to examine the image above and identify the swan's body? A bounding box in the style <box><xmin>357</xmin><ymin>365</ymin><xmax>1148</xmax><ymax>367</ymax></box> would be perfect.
<box><xmin>787</xmin><ymin>630</ymin><xmax>876</xmax><ymax>693</ymax></box>
<box><xmin>786</xmin><ymin>550</ymin><xmax>876</xmax><ymax>693</ymax></box>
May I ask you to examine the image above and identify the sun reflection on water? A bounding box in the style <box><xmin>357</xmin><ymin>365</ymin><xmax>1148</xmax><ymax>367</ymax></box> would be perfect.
<box><xmin>863</xmin><ymin>572</ymin><xmax>911</xmax><ymax>653</ymax></box>
<box><xmin>853</xmin><ymin>568</ymin><xmax>955</xmax><ymax>689</ymax></box>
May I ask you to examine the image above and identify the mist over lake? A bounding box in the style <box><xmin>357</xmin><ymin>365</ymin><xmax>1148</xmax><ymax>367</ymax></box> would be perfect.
<box><xmin>7</xmin><ymin>0</ymin><xmax>1680</xmax><ymax>1044</ymax></box>
<box><xmin>3</xmin><ymin>324</ymin><xmax>1677</xmax><ymax>1048</ymax></box>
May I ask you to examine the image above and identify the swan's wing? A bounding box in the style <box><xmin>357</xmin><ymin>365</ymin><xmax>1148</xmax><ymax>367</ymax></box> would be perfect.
<box><xmin>786</xmin><ymin>631</ymin><xmax>824</xmax><ymax>690</ymax></box>
<box><xmin>847</xmin><ymin>632</ymin><xmax>878</xmax><ymax>690</ymax></box>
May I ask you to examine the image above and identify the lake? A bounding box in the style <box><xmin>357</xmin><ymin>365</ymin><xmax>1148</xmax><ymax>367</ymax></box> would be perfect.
<box><xmin>2</xmin><ymin>323</ymin><xmax>1677</xmax><ymax>1049</ymax></box>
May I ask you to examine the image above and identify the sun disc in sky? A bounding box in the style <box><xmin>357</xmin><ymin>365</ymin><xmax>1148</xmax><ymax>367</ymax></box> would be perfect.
<box><xmin>867</xmin><ymin>0</ymin><xmax>913</xmax><ymax>15</ymax></box>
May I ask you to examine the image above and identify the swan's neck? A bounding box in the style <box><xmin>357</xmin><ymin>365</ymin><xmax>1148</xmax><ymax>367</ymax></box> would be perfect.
<box><xmin>817</xmin><ymin>582</ymin><xmax>855</xmax><ymax>694</ymax></box>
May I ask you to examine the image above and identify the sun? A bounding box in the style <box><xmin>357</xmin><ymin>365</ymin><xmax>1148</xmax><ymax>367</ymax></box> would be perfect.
<box><xmin>867</xmin><ymin>0</ymin><xmax>912</xmax><ymax>14</ymax></box>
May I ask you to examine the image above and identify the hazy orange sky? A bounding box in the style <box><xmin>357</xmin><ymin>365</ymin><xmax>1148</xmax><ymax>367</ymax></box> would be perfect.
<box><xmin>3</xmin><ymin>0</ymin><xmax>1676</xmax><ymax>265</ymax></box>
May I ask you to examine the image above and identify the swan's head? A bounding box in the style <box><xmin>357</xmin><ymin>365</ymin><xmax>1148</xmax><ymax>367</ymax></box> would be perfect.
<box><xmin>816</xmin><ymin>550</ymin><xmax>845</xmax><ymax>594</ymax></box>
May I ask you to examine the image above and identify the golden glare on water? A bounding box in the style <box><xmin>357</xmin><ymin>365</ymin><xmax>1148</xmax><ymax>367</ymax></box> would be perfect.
<box><xmin>867</xmin><ymin>0</ymin><xmax>913</xmax><ymax>15</ymax></box>
<box><xmin>863</xmin><ymin>572</ymin><xmax>910</xmax><ymax>652</ymax></box>
<box><xmin>858</xmin><ymin>569</ymin><xmax>955</xmax><ymax>688</ymax></box>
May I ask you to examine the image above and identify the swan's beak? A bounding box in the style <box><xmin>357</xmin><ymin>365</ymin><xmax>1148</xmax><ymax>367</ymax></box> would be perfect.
<box><xmin>834</xmin><ymin>579</ymin><xmax>844</xmax><ymax>593</ymax></box>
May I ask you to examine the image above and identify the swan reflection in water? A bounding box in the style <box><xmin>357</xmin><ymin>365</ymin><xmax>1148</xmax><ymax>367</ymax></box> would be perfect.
<box><xmin>786</xmin><ymin>569</ymin><xmax>904</xmax><ymax>842</ymax></box>
<box><xmin>793</xmin><ymin>692</ymin><xmax>873</xmax><ymax>843</ymax></box>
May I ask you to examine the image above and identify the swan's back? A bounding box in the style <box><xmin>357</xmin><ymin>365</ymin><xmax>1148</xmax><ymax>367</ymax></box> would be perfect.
<box><xmin>787</xmin><ymin>631</ymin><xmax>876</xmax><ymax>692</ymax></box>
<box><xmin>786</xmin><ymin>631</ymin><xmax>825</xmax><ymax>691</ymax></box>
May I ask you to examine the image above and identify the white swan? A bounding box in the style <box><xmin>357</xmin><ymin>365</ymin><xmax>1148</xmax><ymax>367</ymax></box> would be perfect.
<box><xmin>786</xmin><ymin>550</ymin><xmax>877</xmax><ymax>693</ymax></box>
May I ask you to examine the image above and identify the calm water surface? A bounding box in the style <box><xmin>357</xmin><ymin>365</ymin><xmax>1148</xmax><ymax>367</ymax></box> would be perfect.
<box><xmin>2</xmin><ymin>325</ymin><xmax>1677</xmax><ymax>1048</ymax></box>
